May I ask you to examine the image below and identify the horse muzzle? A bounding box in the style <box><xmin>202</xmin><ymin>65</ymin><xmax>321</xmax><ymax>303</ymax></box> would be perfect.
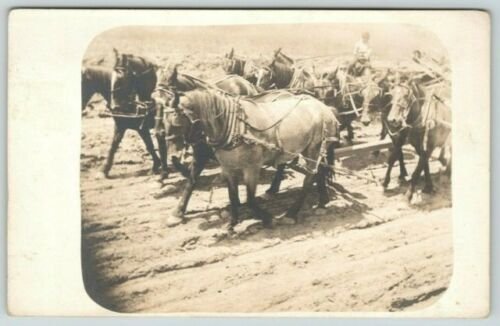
<box><xmin>387</xmin><ymin>118</ymin><xmax>404</xmax><ymax>129</ymax></box>
<box><xmin>361</xmin><ymin>115</ymin><xmax>372</xmax><ymax>126</ymax></box>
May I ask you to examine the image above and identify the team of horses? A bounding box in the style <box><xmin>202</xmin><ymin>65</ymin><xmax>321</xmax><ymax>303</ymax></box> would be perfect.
<box><xmin>81</xmin><ymin>48</ymin><xmax>452</xmax><ymax>229</ymax></box>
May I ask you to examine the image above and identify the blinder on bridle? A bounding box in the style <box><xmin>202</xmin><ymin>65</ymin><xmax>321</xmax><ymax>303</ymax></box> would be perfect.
<box><xmin>390</xmin><ymin>83</ymin><xmax>417</xmax><ymax>121</ymax></box>
<box><xmin>152</xmin><ymin>86</ymin><xmax>201</xmax><ymax>144</ymax></box>
<box><xmin>257</xmin><ymin>65</ymin><xmax>274</xmax><ymax>88</ymax></box>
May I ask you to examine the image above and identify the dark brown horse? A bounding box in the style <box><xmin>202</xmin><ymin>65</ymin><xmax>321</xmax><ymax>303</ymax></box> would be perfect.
<box><xmin>384</xmin><ymin>81</ymin><xmax>451</xmax><ymax>201</ymax></box>
<box><xmin>81</xmin><ymin>49</ymin><xmax>162</xmax><ymax>178</ymax></box>
<box><xmin>256</xmin><ymin>49</ymin><xmax>316</xmax><ymax>92</ymax></box>
<box><xmin>222</xmin><ymin>48</ymin><xmax>259</xmax><ymax>84</ymax></box>
<box><xmin>81</xmin><ymin>65</ymin><xmax>112</xmax><ymax>113</ymax></box>
<box><xmin>168</xmin><ymin>88</ymin><xmax>339</xmax><ymax>229</ymax></box>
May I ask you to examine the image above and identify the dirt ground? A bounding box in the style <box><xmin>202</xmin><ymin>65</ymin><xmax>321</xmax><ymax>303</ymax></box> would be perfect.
<box><xmin>81</xmin><ymin>114</ymin><xmax>452</xmax><ymax>313</ymax></box>
<box><xmin>81</xmin><ymin>25</ymin><xmax>451</xmax><ymax>313</ymax></box>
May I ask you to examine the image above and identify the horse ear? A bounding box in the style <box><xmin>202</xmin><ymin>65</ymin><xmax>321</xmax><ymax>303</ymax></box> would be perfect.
<box><xmin>229</xmin><ymin>48</ymin><xmax>234</xmax><ymax>58</ymax></box>
<box><xmin>311</xmin><ymin>65</ymin><xmax>318</xmax><ymax>78</ymax></box>
<box><xmin>274</xmin><ymin>48</ymin><xmax>282</xmax><ymax>58</ymax></box>
<box><xmin>121</xmin><ymin>54</ymin><xmax>128</xmax><ymax>67</ymax></box>
<box><xmin>172</xmin><ymin>65</ymin><xmax>178</xmax><ymax>80</ymax></box>
<box><xmin>331</xmin><ymin>66</ymin><xmax>338</xmax><ymax>80</ymax></box>
<box><xmin>112</xmin><ymin>48</ymin><xmax>120</xmax><ymax>63</ymax></box>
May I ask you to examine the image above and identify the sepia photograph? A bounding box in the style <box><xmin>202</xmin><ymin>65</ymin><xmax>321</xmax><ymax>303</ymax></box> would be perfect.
<box><xmin>80</xmin><ymin>23</ymin><xmax>453</xmax><ymax>313</ymax></box>
<box><xmin>7</xmin><ymin>9</ymin><xmax>490</xmax><ymax>317</ymax></box>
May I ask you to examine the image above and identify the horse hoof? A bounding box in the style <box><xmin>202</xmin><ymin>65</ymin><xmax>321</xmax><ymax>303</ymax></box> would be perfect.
<box><xmin>315</xmin><ymin>208</ymin><xmax>328</xmax><ymax>215</ymax></box>
<box><xmin>165</xmin><ymin>215</ymin><xmax>184</xmax><ymax>228</ymax></box>
<box><xmin>152</xmin><ymin>162</ymin><xmax>161</xmax><ymax>174</ymax></box>
<box><xmin>405</xmin><ymin>190</ymin><xmax>414</xmax><ymax>202</ymax></box>
<box><xmin>220</xmin><ymin>210</ymin><xmax>231</xmax><ymax>220</ymax></box>
<box><xmin>227</xmin><ymin>220</ymin><xmax>239</xmax><ymax>232</ymax></box>
<box><xmin>261</xmin><ymin>192</ymin><xmax>274</xmax><ymax>200</ymax></box>
<box><xmin>276</xmin><ymin>215</ymin><xmax>296</xmax><ymax>225</ymax></box>
<box><xmin>153</xmin><ymin>185</ymin><xmax>177</xmax><ymax>199</ymax></box>
<box><xmin>157</xmin><ymin>171</ymin><xmax>169</xmax><ymax>183</ymax></box>
<box><xmin>262</xmin><ymin>219</ymin><xmax>274</xmax><ymax>229</ymax></box>
<box><xmin>95</xmin><ymin>171</ymin><xmax>108</xmax><ymax>179</ymax></box>
<box><xmin>422</xmin><ymin>186</ymin><xmax>434</xmax><ymax>194</ymax></box>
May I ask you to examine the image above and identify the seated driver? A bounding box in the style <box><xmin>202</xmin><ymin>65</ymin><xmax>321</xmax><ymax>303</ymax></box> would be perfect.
<box><xmin>348</xmin><ymin>32</ymin><xmax>372</xmax><ymax>76</ymax></box>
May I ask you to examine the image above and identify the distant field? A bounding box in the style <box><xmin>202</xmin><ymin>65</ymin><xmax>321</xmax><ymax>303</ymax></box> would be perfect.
<box><xmin>83</xmin><ymin>23</ymin><xmax>447</xmax><ymax>80</ymax></box>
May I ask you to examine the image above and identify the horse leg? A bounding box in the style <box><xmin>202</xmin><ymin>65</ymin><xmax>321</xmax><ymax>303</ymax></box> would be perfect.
<box><xmin>398</xmin><ymin>148</ymin><xmax>408</xmax><ymax>182</ymax></box>
<box><xmin>380</xmin><ymin>123</ymin><xmax>387</xmax><ymax>140</ymax></box>
<box><xmin>346</xmin><ymin>123</ymin><xmax>354</xmax><ymax>144</ymax></box>
<box><xmin>326</xmin><ymin>142</ymin><xmax>336</xmax><ymax>186</ymax></box>
<box><xmin>285</xmin><ymin>173</ymin><xmax>315</xmax><ymax>221</ymax></box>
<box><xmin>155</xmin><ymin>132</ymin><xmax>169</xmax><ymax>181</ymax></box>
<box><xmin>422</xmin><ymin>152</ymin><xmax>434</xmax><ymax>194</ymax></box>
<box><xmin>439</xmin><ymin>145</ymin><xmax>452</xmax><ymax>177</ymax></box>
<box><xmin>266</xmin><ymin>164</ymin><xmax>286</xmax><ymax>195</ymax></box>
<box><xmin>101</xmin><ymin>124</ymin><xmax>126</xmax><ymax>178</ymax></box>
<box><xmin>169</xmin><ymin>143</ymin><xmax>211</xmax><ymax>224</ymax></box>
<box><xmin>138</xmin><ymin>128</ymin><xmax>161</xmax><ymax>174</ymax></box>
<box><xmin>225</xmin><ymin>172</ymin><xmax>240</xmax><ymax>229</ymax></box>
<box><xmin>407</xmin><ymin>154</ymin><xmax>426</xmax><ymax>201</ymax></box>
<box><xmin>382</xmin><ymin>145</ymin><xmax>399</xmax><ymax>189</ymax></box>
<box><xmin>316</xmin><ymin>165</ymin><xmax>330</xmax><ymax>208</ymax></box>
<box><xmin>245</xmin><ymin>168</ymin><xmax>273</xmax><ymax>228</ymax></box>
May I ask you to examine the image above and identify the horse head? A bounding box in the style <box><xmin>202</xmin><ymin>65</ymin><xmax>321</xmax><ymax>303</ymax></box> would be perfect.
<box><xmin>312</xmin><ymin>71</ymin><xmax>335</xmax><ymax>103</ymax></box>
<box><xmin>256</xmin><ymin>65</ymin><xmax>274</xmax><ymax>90</ymax></box>
<box><xmin>359</xmin><ymin>70</ymin><xmax>393</xmax><ymax>126</ymax></box>
<box><xmin>151</xmin><ymin>85</ymin><xmax>193</xmax><ymax>145</ymax></box>
<box><xmin>156</xmin><ymin>64</ymin><xmax>181</xmax><ymax>89</ymax></box>
<box><xmin>273</xmin><ymin>48</ymin><xmax>294</xmax><ymax>66</ymax></box>
<box><xmin>386</xmin><ymin>81</ymin><xmax>418</xmax><ymax>129</ymax></box>
<box><xmin>112</xmin><ymin>49</ymin><xmax>158</xmax><ymax>106</ymax></box>
<box><xmin>113</xmin><ymin>48</ymin><xmax>131</xmax><ymax>72</ymax></box>
<box><xmin>109</xmin><ymin>58</ymin><xmax>135</xmax><ymax>111</ymax></box>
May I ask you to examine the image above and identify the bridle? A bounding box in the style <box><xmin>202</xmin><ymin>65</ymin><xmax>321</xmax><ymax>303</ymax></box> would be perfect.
<box><xmin>257</xmin><ymin>66</ymin><xmax>274</xmax><ymax>89</ymax></box>
<box><xmin>152</xmin><ymin>85</ymin><xmax>203</xmax><ymax>144</ymax></box>
<box><xmin>110</xmin><ymin>64</ymin><xmax>155</xmax><ymax>110</ymax></box>
<box><xmin>385</xmin><ymin>83</ymin><xmax>424</xmax><ymax>136</ymax></box>
<box><xmin>391</xmin><ymin>84</ymin><xmax>418</xmax><ymax>122</ymax></box>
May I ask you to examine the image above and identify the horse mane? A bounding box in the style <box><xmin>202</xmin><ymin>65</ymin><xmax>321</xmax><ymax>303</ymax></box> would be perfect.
<box><xmin>122</xmin><ymin>53</ymin><xmax>155</xmax><ymax>69</ymax></box>
<box><xmin>274</xmin><ymin>50</ymin><xmax>294</xmax><ymax>65</ymax></box>
<box><xmin>270</xmin><ymin>60</ymin><xmax>295</xmax><ymax>88</ymax></box>
<box><xmin>182</xmin><ymin>89</ymin><xmax>239</xmax><ymax>148</ymax></box>
<box><xmin>83</xmin><ymin>65</ymin><xmax>112</xmax><ymax>81</ymax></box>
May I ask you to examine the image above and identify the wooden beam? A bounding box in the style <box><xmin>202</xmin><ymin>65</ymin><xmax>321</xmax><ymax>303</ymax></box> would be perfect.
<box><xmin>336</xmin><ymin>139</ymin><xmax>393</xmax><ymax>158</ymax></box>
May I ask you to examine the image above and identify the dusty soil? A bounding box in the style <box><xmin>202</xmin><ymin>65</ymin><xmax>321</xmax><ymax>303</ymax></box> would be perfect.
<box><xmin>81</xmin><ymin>115</ymin><xmax>452</xmax><ymax>313</ymax></box>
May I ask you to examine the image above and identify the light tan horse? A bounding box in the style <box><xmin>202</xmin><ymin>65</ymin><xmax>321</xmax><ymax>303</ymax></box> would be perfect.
<box><xmin>171</xmin><ymin>89</ymin><xmax>340</xmax><ymax>229</ymax></box>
